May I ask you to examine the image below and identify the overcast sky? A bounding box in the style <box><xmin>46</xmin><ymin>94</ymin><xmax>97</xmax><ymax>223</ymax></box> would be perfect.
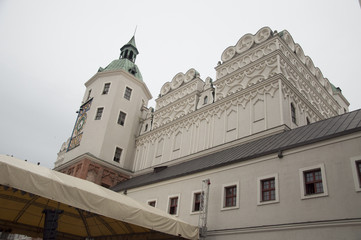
<box><xmin>1</xmin><ymin>0</ymin><xmax>360</xmax><ymax>169</ymax></box>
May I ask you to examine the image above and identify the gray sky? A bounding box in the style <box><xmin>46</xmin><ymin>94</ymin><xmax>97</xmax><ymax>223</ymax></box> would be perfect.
<box><xmin>1</xmin><ymin>0</ymin><xmax>360</xmax><ymax>169</ymax></box>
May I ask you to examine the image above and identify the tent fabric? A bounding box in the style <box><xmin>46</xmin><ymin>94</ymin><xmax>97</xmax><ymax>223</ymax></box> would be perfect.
<box><xmin>0</xmin><ymin>155</ymin><xmax>199</xmax><ymax>239</ymax></box>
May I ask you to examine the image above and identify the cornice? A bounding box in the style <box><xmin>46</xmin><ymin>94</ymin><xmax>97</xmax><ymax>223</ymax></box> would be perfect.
<box><xmin>53</xmin><ymin>152</ymin><xmax>134</xmax><ymax>175</ymax></box>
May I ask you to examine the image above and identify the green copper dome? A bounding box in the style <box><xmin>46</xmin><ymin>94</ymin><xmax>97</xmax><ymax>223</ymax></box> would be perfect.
<box><xmin>98</xmin><ymin>36</ymin><xmax>143</xmax><ymax>81</ymax></box>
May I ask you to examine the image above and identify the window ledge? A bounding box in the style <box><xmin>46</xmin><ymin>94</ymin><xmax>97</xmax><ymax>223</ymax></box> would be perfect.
<box><xmin>301</xmin><ymin>192</ymin><xmax>328</xmax><ymax>200</ymax></box>
<box><xmin>221</xmin><ymin>206</ymin><xmax>239</xmax><ymax>211</ymax></box>
<box><xmin>257</xmin><ymin>199</ymin><xmax>279</xmax><ymax>206</ymax></box>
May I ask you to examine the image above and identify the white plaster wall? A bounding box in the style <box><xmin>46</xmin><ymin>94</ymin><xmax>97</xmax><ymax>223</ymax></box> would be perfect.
<box><xmin>126</xmin><ymin>135</ymin><xmax>361</xmax><ymax>239</ymax></box>
<box><xmin>64</xmin><ymin>71</ymin><xmax>151</xmax><ymax>170</ymax></box>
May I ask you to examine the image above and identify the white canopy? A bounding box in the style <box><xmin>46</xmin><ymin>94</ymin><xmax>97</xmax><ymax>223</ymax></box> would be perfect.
<box><xmin>0</xmin><ymin>155</ymin><xmax>199</xmax><ymax>239</ymax></box>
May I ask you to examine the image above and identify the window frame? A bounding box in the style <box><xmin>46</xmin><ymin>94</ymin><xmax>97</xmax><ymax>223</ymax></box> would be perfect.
<box><xmin>102</xmin><ymin>83</ymin><xmax>111</xmax><ymax>95</ymax></box>
<box><xmin>257</xmin><ymin>173</ymin><xmax>279</xmax><ymax>205</ymax></box>
<box><xmin>167</xmin><ymin>194</ymin><xmax>180</xmax><ymax>216</ymax></box>
<box><xmin>299</xmin><ymin>164</ymin><xmax>328</xmax><ymax>199</ymax></box>
<box><xmin>190</xmin><ymin>190</ymin><xmax>202</xmax><ymax>214</ymax></box>
<box><xmin>221</xmin><ymin>182</ymin><xmax>239</xmax><ymax>211</ymax></box>
<box><xmin>95</xmin><ymin>107</ymin><xmax>104</xmax><ymax>120</ymax></box>
<box><xmin>350</xmin><ymin>155</ymin><xmax>361</xmax><ymax>192</ymax></box>
<box><xmin>87</xmin><ymin>89</ymin><xmax>92</xmax><ymax>100</ymax></box>
<box><xmin>124</xmin><ymin>87</ymin><xmax>132</xmax><ymax>100</ymax></box>
<box><xmin>117</xmin><ymin>111</ymin><xmax>126</xmax><ymax>126</ymax></box>
<box><xmin>113</xmin><ymin>147</ymin><xmax>122</xmax><ymax>163</ymax></box>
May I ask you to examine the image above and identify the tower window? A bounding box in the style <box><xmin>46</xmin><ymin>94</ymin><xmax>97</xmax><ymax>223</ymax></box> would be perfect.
<box><xmin>144</xmin><ymin>124</ymin><xmax>148</xmax><ymax>132</ymax></box>
<box><xmin>102</xmin><ymin>83</ymin><xmax>111</xmax><ymax>95</ymax></box>
<box><xmin>291</xmin><ymin>103</ymin><xmax>296</xmax><ymax>124</ymax></box>
<box><xmin>87</xmin><ymin>89</ymin><xmax>92</xmax><ymax>100</ymax></box>
<box><xmin>204</xmin><ymin>96</ymin><xmax>208</xmax><ymax>105</ymax></box>
<box><xmin>306</xmin><ymin>117</ymin><xmax>310</xmax><ymax>125</ymax></box>
<box><xmin>95</xmin><ymin>107</ymin><xmax>104</xmax><ymax>120</ymax></box>
<box><xmin>113</xmin><ymin>147</ymin><xmax>122</xmax><ymax>163</ymax></box>
<box><xmin>129</xmin><ymin>51</ymin><xmax>134</xmax><ymax>61</ymax></box>
<box><xmin>117</xmin><ymin>111</ymin><xmax>126</xmax><ymax>126</ymax></box>
<box><xmin>124</xmin><ymin>87</ymin><xmax>132</xmax><ymax>100</ymax></box>
<box><xmin>124</xmin><ymin>50</ymin><xmax>128</xmax><ymax>59</ymax></box>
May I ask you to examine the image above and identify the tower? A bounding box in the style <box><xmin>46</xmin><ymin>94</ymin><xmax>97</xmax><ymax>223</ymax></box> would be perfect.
<box><xmin>55</xmin><ymin>36</ymin><xmax>152</xmax><ymax>188</ymax></box>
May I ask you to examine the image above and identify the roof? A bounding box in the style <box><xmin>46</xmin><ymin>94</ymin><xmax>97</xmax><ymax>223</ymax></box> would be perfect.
<box><xmin>0</xmin><ymin>155</ymin><xmax>199</xmax><ymax>239</ymax></box>
<box><xmin>98</xmin><ymin>58</ymin><xmax>143</xmax><ymax>81</ymax></box>
<box><xmin>112</xmin><ymin>109</ymin><xmax>361</xmax><ymax>192</ymax></box>
<box><xmin>120</xmin><ymin>35</ymin><xmax>139</xmax><ymax>54</ymax></box>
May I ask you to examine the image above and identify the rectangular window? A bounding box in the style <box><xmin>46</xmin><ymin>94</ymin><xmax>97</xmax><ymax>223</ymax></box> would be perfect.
<box><xmin>304</xmin><ymin>169</ymin><xmax>323</xmax><ymax>195</ymax></box>
<box><xmin>225</xmin><ymin>185</ymin><xmax>237</xmax><ymax>207</ymax></box>
<box><xmin>102</xmin><ymin>83</ymin><xmax>111</xmax><ymax>94</ymax></box>
<box><xmin>350</xmin><ymin>156</ymin><xmax>361</xmax><ymax>192</ymax></box>
<box><xmin>87</xmin><ymin>89</ymin><xmax>92</xmax><ymax>100</ymax></box>
<box><xmin>261</xmin><ymin>178</ymin><xmax>275</xmax><ymax>201</ymax></box>
<box><xmin>95</xmin><ymin>107</ymin><xmax>104</xmax><ymax>120</ymax></box>
<box><xmin>124</xmin><ymin>87</ymin><xmax>132</xmax><ymax>100</ymax></box>
<box><xmin>168</xmin><ymin>197</ymin><xmax>178</xmax><ymax>215</ymax></box>
<box><xmin>117</xmin><ymin>111</ymin><xmax>126</xmax><ymax>126</ymax></box>
<box><xmin>193</xmin><ymin>192</ymin><xmax>201</xmax><ymax>212</ymax></box>
<box><xmin>299</xmin><ymin>164</ymin><xmax>328</xmax><ymax>199</ymax></box>
<box><xmin>357</xmin><ymin>161</ymin><xmax>361</xmax><ymax>187</ymax></box>
<box><xmin>113</xmin><ymin>147</ymin><xmax>122</xmax><ymax>163</ymax></box>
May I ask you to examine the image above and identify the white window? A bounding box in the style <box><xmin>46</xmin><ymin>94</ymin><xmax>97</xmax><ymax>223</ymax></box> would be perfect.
<box><xmin>221</xmin><ymin>182</ymin><xmax>239</xmax><ymax>210</ymax></box>
<box><xmin>117</xmin><ymin>111</ymin><xmax>126</xmax><ymax>126</ymax></box>
<box><xmin>257</xmin><ymin>174</ymin><xmax>279</xmax><ymax>205</ymax></box>
<box><xmin>102</xmin><ymin>83</ymin><xmax>111</xmax><ymax>95</ymax></box>
<box><xmin>350</xmin><ymin>155</ymin><xmax>361</xmax><ymax>192</ymax></box>
<box><xmin>124</xmin><ymin>87</ymin><xmax>132</xmax><ymax>100</ymax></box>
<box><xmin>299</xmin><ymin>164</ymin><xmax>328</xmax><ymax>199</ymax></box>
<box><xmin>113</xmin><ymin>147</ymin><xmax>122</xmax><ymax>163</ymax></box>
<box><xmin>190</xmin><ymin>190</ymin><xmax>202</xmax><ymax>214</ymax></box>
<box><xmin>167</xmin><ymin>194</ymin><xmax>180</xmax><ymax>216</ymax></box>
<box><xmin>95</xmin><ymin>107</ymin><xmax>104</xmax><ymax>120</ymax></box>
<box><xmin>87</xmin><ymin>89</ymin><xmax>92</xmax><ymax>100</ymax></box>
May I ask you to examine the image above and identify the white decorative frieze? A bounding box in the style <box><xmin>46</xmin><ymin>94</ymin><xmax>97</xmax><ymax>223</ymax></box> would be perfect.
<box><xmin>220</xmin><ymin>26</ymin><xmax>273</xmax><ymax>63</ymax></box>
<box><xmin>217</xmin><ymin>39</ymin><xmax>279</xmax><ymax>80</ymax></box>
<box><xmin>278</xmin><ymin>43</ymin><xmax>339</xmax><ymax>115</ymax></box>
<box><xmin>215</xmin><ymin>56</ymin><xmax>279</xmax><ymax>101</ymax></box>
<box><xmin>156</xmin><ymin>69</ymin><xmax>204</xmax><ymax>110</ymax></box>
<box><xmin>136</xmin><ymin>80</ymin><xmax>280</xmax><ymax>147</ymax></box>
<box><xmin>153</xmin><ymin>95</ymin><xmax>197</xmax><ymax>129</ymax></box>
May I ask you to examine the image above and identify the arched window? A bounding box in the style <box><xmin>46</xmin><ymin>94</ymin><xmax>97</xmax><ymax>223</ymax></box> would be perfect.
<box><xmin>204</xmin><ymin>96</ymin><xmax>208</xmax><ymax>105</ymax></box>
<box><xmin>129</xmin><ymin>51</ymin><xmax>134</xmax><ymax>61</ymax></box>
<box><xmin>291</xmin><ymin>103</ymin><xmax>296</xmax><ymax>124</ymax></box>
<box><xmin>124</xmin><ymin>50</ymin><xmax>128</xmax><ymax>59</ymax></box>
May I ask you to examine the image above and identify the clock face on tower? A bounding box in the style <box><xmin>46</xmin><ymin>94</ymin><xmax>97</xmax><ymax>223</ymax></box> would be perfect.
<box><xmin>76</xmin><ymin>116</ymin><xmax>86</xmax><ymax>131</ymax></box>
<box><xmin>68</xmin><ymin>99</ymin><xmax>92</xmax><ymax>151</ymax></box>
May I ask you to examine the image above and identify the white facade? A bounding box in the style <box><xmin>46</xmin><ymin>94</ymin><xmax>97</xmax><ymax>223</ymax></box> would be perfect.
<box><xmin>133</xmin><ymin>27</ymin><xmax>349</xmax><ymax>173</ymax></box>
<box><xmin>124</xmin><ymin>133</ymin><xmax>361</xmax><ymax>239</ymax></box>
<box><xmin>55</xmin><ymin>27</ymin><xmax>360</xmax><ymax>239</ymax></box>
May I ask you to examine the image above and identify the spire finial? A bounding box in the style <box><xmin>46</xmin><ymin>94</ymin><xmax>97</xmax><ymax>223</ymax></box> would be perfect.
<box><xmin>133</xmin><ymin>25</ymin><xmax>138</xmax><ymax>37</ymax></box>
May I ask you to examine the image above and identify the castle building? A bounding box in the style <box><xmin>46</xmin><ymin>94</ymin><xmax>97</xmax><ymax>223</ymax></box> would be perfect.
<box><xmin>56</xmin><ymin>27</ymin><xmax>361</xmax><ymax>239</ymax></box>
